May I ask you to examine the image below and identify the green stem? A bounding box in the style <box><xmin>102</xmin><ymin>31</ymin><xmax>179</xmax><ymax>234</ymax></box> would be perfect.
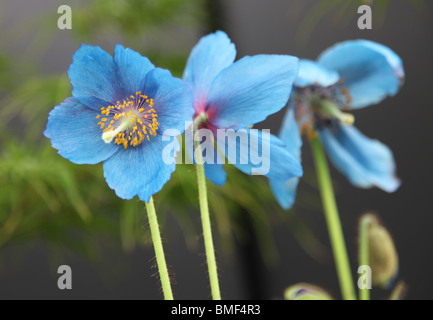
<box><xmin>310</xmin><ymin>137</ymin><xmax>356</xmax><ymax>300</ymax></box>
<box><xmin>359</xmin><ymin>215</ymin><xmax>373</xmax><ymax>300</ymax></box>
<box><xmin>193</xmin><ymin>115</ymin><xmax>221</xmax><ymax>300</ymax></box>
<box><xmin>145</xmin><ymin>196</ymin><xmax>174</xmax><ymax>300</ymax></box>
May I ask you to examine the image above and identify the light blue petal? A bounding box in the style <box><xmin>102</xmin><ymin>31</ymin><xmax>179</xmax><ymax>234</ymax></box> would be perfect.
<box><xmin>270</xmin><ymin>178</ymin><xmax>299</xmax><ymax>210</ymax></box>
<box><xmin>114</xmin><ymin>44</ymin><xmax>155</xmax><ymax>93</ymax></box>
<box><xmin>269</xmin><ymin>107</ymin><xmax>303</xmax><ymax>209</ymax></box>
<box><xmin>207</xmin><ymin>54</ymin><xmax>299</xmax><ymax>130</ymax></box>
<box><xmin>183</xmin><ymin>31</ymin><xmax>236</xmax><ymax>108</ymax></box>
<box><xmin>319</xmin><ymin>124</ymin><xmax>400</xmax><ymax>192</ymax></box>
<box><xmin>141</xmin><ymin>68</ymin><xmax>194</xmax><ymax>135</ymax></box>
<box><xmin>279</xmin><ymin>106</ymin><xmax>302</xmax><ymax>159</ymax></box>
<box><xmin>204</xmin><ymin>160</ymin><xmax>227</xmax><ymax>186</ymax></box>
<box><xmin>184</xmin><ymin>125</ymin><xmax>227</xmax><ymax>186</ymax></box>
<box><xmin>357</xmin><ymin>40</ymin><xmax>405</xmax><ymax>79</ymax></box>
<box><xmin>103</xmin><ymin>136</ymin><xmax>178</xmax><ymax>202</ymax></box>
<box><xmin>216</xmin><ymin>129</ymin><xmax>303</xmax><ymax>180</ymax></box>
<box><xmin>44</xmin><ymin>97</ymin><xmax>119</xmax><ymax>164</ymax></box>
<box><xmin>68</xmin><ymin>45</ymin><xmax>123</xmax><ymax>111</ymax></box>
<box><xmin>295</xmin><ymin>59</ymin><xmax>340</xmax><ymax>88</ymax></box>
<box><xmin>318</xmin><ymin>40</ymin><xmax>404</xmax><ymax>109</ymax></box>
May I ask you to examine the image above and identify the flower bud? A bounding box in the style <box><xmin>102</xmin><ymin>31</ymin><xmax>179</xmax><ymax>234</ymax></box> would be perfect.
<box><xmin>284</xmin><ymin>283</ymin><xmax>333</xmax><ymax>300</ymax></box>
<box><xmin>360</xmin><ymin>213</ymin><xmax>399</xmax><ymax>288</ymax></box>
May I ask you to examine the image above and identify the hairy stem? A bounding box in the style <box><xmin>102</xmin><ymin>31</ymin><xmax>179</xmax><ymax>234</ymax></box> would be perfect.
<box><xmin>146</xmin><ymin>196</ymin><xmax>173</xmax><ymax>300</ymax></box>
<box><xmin>193</xmin><ymin>115</ymin><xmax>221</xmax><ymax>300</ymax></box>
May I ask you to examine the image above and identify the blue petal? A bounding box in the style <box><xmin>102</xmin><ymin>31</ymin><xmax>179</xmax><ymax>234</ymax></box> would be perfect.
<box><xmin>114</xmin><ymin>44</ymin><xmax>155</xmax><ymax>93</ymax></box>
<box><xmin>295</xmin><ymin>59</ymin><xmax>340</xmax><ymax>88</ymax></box>
<box><xmin>357</xmin><ymin>40</ymin><xmax>404</xmax><ymax>78</ymax></box>
<box><xmin>204</xmin><ymin>159</ymin><xmax>227</xmax><ymax>186</ymax></box>
<box><xmin>319</xmin><ymin>124</ymin><xmax>400</xmax><ymax>192</ymax></box>
<box><xmin>184</xmin><ymin>125</ymin><xmax>227</xmax><ymax>186</ymax></box>
<box><xmin>183</xmin><ymin>31</ymin><xmax>236</xmax><ymax>105</ymax></box>
<box><xmin>44</xmin><ymin>97</ymin><xmax>119</xmax><ymax>164</ymax></box>
<box><xmin>207</xmin><ymin>54</ymin><xmax>299</xmax><ymax>129</ymax></box>
<box><xmin>270</xmin><ymin>178</ymin><xmax>299</xmax><ymax>210</ymax></box>
<box><xmin>279</xmin><ymin>106</ymin><xmax>302</xmax><ymax>159</ymax></box>
<box><xmin>103</xmin><ymin>136</ymin><xmax>178</xmax><ymax>202</ymax></box>
<box><xmin>269</xmin><ymin>107</ymin><xmax>303</xmax><ymax>209</ymax></box>
<box><xmin>68</xmin><ymin>45</ymin><xmax>124</xmax><ymax>111</ymax></box>
<box><xmin>317</xmin><ymin>40</ymin><xmax>404</xmax><ymax>109</ymax></box>
<box><xmin>216</xmin><ymin>128</ymin><xmax>303</xmax><ymax>180</ymax></box>
<box><xmin>141</xmin><ymin>68</ymin><xmax>194</xmax><ymax>135</ymax></box>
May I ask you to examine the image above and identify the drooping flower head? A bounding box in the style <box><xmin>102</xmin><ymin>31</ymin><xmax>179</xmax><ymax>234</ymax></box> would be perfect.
<box><xmin>44</xmin><ymin>45</ymin><xmax>193</xmax><ymax>202</ymax></box>
<box><xmin>270</xmin><ymin>40</ymin><xmax>405</xmax><ymax>209</ymax></box>
<box><xmin>183</xmin><ymin>31</ymin><xmax>303</xmax><ymax>185</ymax></box>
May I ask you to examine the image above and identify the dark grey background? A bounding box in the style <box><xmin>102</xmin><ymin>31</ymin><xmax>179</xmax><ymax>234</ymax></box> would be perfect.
<box><xmin>0</xmin><ymin>0</ymin><xmax>432</xmax><ymax>299</ymax></box>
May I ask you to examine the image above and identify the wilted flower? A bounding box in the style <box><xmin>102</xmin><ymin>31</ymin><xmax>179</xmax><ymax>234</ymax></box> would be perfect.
<box><xmin>270</xmin><ymin>40</ymin><xmax>404</xmax><ymax>209</ymax></box>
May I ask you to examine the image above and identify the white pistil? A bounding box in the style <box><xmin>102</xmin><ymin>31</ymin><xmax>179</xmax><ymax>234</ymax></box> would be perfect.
<box><xmin>316</xmin><ymin>99</ymin><xmax>355</xmax><ymax>126</ymax></box>
<box><xmin>338</xmin><ymin>113</ymin><xmax>355</xmax><ymax>126</ymax></box>
<box><xmin>102</xmin><ymin>115</ymin><xmax>135</xmax><ymax>143</ymax></box>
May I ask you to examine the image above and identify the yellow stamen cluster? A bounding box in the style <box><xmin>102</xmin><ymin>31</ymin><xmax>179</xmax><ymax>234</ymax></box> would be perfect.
<box><xmin>96</xmin><ymin>91</ymin><xmax>159</xmax><ymax>149</ymax></box>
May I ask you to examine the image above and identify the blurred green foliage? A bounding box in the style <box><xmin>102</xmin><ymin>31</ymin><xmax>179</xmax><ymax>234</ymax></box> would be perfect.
<box><xmin>0</xmin><ymin>0</ymin><xmax>331</xmax><ymax>269</ymax></box>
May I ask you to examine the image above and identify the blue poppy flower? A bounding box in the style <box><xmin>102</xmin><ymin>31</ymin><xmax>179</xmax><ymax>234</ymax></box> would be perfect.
<box><xmin>183</xmin><ymin>31</ymin><xmax>303</xmax><ymax>185</ymax></box>
<box><xmin>44</xmin><ymin>44</ymin><xmax>193</xmax><ymax>202</ymax></box>
<box><xmin>270</xmin><ymin>40</ymin><xmax>404</xmax><ymax>209</ymax></box>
